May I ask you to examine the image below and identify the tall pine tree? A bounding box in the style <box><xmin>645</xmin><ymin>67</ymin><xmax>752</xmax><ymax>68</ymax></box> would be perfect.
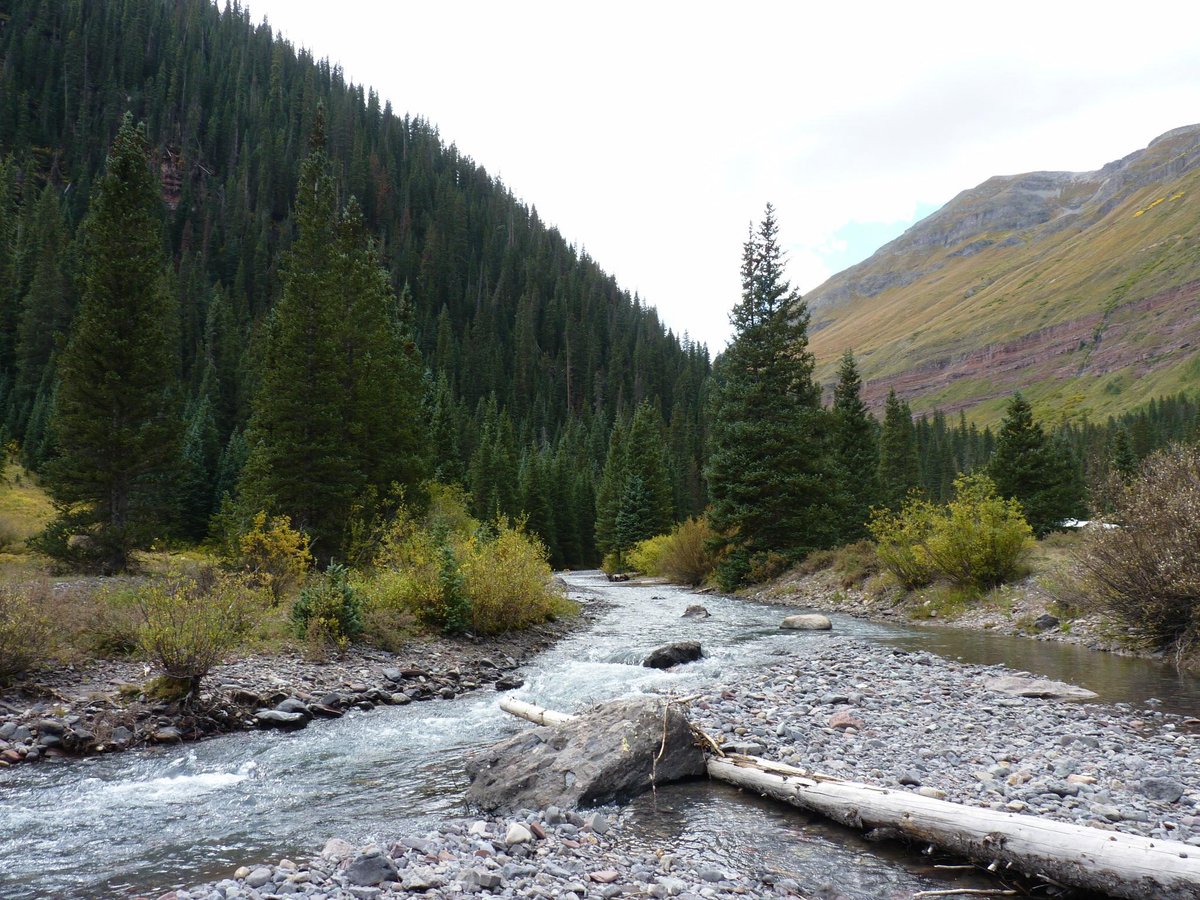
<box><xmin>831</xmin><ymin>350</ymin><xmax>879</xmax><ymax>540</ymax></box>
<box><xmin>40</xmin><ymin>115</ymin><xmax>181</xmax><ymax>572</ymax></box>
<box><xmin>988</xmin><ymin>393</ymin><xmax>1081</xmax><ymax>535</ymax></box>
<box><xmin>239</xmin><ymin>114</ymin><xmax>428</xmax><ymax>558</ymax></box>
<box><xmin>878</xmin><ymin>389</ymin><xmax>920</xmax><ymax>508</ymax></box>
<box><xmin>706</xmin><ymin>205</ymin><xmax>840</xmax><ymax>588</ymax></box>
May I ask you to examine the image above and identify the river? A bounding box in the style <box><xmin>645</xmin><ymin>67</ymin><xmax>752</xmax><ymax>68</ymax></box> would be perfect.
<box><xmin>2</xmin><ymin>571</ymin><xmax>1197</xmax><ymax>898</ymax></box>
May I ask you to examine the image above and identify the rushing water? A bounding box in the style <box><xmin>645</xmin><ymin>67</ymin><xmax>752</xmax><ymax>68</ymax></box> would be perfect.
<box><xmin>2</xmin><ymin>572</ymin><xmax>1198</xmax><ymax>899</ymax></box>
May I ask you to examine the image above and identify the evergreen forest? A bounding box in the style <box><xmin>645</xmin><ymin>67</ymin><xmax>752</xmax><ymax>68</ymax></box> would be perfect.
<box><xmin>0</xmin><ymin>0</ymin><xmax>1196</xmax><ymax>578</ymax></box>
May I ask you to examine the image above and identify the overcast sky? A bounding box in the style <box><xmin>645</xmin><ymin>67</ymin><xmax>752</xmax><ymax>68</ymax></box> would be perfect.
<box><xmin>249</xmin><ymin>1</ymin><xmax>1200</xmax><ymax>352</ymax></box>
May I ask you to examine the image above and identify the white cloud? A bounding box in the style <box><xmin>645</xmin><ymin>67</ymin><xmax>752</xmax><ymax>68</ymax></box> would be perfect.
<box><xmin>250</xmin><ymin>0</ymin><xmax>1200</xmax><ymax>351</ymax></box>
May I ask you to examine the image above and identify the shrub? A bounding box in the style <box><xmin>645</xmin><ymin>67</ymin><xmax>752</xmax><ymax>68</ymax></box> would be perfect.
<box><xmin>136</xmin><ymin>569</ymin><xmax>256</xmax><ymax>698</ymax></box>
<box><xmin>869</xmin><ymin>494</ymin><xmax>940</xmax><ymax>589</ymax></box>
<box><xmin>923</xmin><ymin>473</ymin><xmax>1032</xmax><ymax>590</ymax></box>
<box><xmin>830</xmin><ymin>540</ymin><xmax>880</xmax><ymax>588</ymax></box>
<box><xmin>0</xmin><ymin>587</ymin><xmax>50</xmax><ymax>684</ymax></box>
<box><xmin>1065</xmin><ymin>445</ymin><xmax>1200</xmax><ymax>658</ymax></box>
<box><xmin>291</xmin><ymin>563</ymin><xmax>364</xmax><ymax>649</ymax></box>
<box><xmin>746</xmin><ymin>551</ymin><xmax>789</xmax><ymax>585</ymax></box>
<box><xmin>362</xmin><ymin>487</ymin><xmax>568</xmax><ymax>636</ymax></box>
<box><xmin>627</xmin><ymin>533</ymin><xmax>671</xmax><ymax>576</ymax></box>
<box><xmin>82</xmin><ymin>587</ymin><xmax>142</xmax><ymax>657</ymax></box>
<box><xmin>231</xmin><ymin>512</ymin><xmax>313</xmax><ymax>605</ymax></box>
<box><xmin>657</xmin><ymin>517</ymin><xmax>718</xmax><ymax>586</ymax></box>
<box><xmin>870</xmin><ymin>476</ymin><xmax>1031</xmax><ymax>591</ymax></box>
<box><xmin>462</xmin><ymin>522</ymin><xmax>563</xmax><ymax>634</ymax></box>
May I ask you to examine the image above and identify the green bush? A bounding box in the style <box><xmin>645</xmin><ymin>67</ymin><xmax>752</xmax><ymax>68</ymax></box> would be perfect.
<box><xmin>291</xmin><ymin>563</ymin><xmax>364</xmax><ymax>648</ymax></box>
<box><xmin>0</xmin><ymin>587</ymin><xmax>50</xmax><ymax>684</ymax></box>
<box><xmin>870</xmin><ymin>475</ymin><xmax>1032</xmax><ymax>591</ymax></box>
<box><xmin>627</xmin><ymin>533</ymin><xmax>671</xmax><ymax>576</ymax></box>
<box><xmin>923</xmin><ymin>474</ymin><xmax>1032</xmax><ymax>589</ymax></box>
<box><xmin>462</xmin><ymin>522</ymin><xmax>566</xmax><ymax>634</ymax></box>
<box><xmin>136</xmin><ymin>569</ymin><xmax>256</xmax><ymax>698</ymax></box>
<box><xmin>627</xmin><ymin>520</ymin><xmax>719</xmax><ymax>584</ymax></box>
<box><xmin>869</xmin><ymin>494</ymin><xmax>939</xmax><ymax>588</ymax></box>
<box><xmin>1065</xmin><ymin>445</ymin><xmax>1200</xmax><ymax>658</ymax></box>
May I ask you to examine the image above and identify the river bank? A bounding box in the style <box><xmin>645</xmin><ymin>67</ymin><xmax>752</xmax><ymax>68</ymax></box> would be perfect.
<box><xmin>144</xmin><ymin>613</ymin><xmax>1200</xmax><ymax>900</ymax></box>
<box><xmin>741</xmin><ymin>562</ymin><xmax>1144</xmax><ymax>657</ymax></box>
<box><xmin>0</xmin><ymin>596</ymin><xmax>604</xmax><ymax>768</ymax></box>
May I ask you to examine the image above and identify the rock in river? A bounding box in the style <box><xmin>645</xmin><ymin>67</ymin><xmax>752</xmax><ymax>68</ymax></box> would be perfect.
<box><xmin>465</xmin><ymin>696</ymin><xmax>705</xmax><ymax>811</ymax></box>
<box><xmin>643</xmin><ymin>641</ymin><xmax>703</xmax><ymax>668</ymax></box>
<box><xmin>682</xmin><ymin>604</ymin><xmax>711</xmax><ymax>619</ymax></box>
<box><xmin>780</xmin><ymin>614</ymin><xmax>832</xmax><ymax>631</ymax></box>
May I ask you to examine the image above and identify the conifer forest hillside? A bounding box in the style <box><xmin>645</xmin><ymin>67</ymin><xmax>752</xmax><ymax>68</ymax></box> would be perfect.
<box><xmin>0</xmin><ymin>0</ymin><xmax>710</xmax><ymax>567</ymax></box>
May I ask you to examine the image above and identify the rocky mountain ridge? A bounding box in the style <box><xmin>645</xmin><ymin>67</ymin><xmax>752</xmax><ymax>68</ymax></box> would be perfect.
<box><xmin>806</xmin><ymin>124</ymin><xmax>1200</xmax><ymax>421</ymax></box>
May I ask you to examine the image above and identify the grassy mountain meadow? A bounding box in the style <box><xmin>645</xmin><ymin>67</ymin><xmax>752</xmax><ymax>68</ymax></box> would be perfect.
<box><xmin>807</xmin><ymin>124</ymin><xmax>1200</xmax><ymax>424</ymax></box>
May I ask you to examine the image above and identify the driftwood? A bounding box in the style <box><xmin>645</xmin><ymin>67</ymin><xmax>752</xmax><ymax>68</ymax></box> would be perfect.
<box><xmin>712</xmin><ymin>754</ymin><xmax>1200</xmax><ymax>900</ymax></box>
<box><xmin>500</xmin><ymin>699</ymin><xmax>1200</xmax><ymax>900</ymax></box>
<box><xmin>498</xmin><ymin>697</ymin><xmax>576</xmax><ymax>726</ymax></box>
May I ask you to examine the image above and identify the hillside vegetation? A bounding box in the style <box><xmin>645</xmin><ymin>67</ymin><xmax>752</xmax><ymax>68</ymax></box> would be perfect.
<box><xmin>806</xmin><ymin>125</ymin><xmax>1200</xmax><ymax>423</ymax></box>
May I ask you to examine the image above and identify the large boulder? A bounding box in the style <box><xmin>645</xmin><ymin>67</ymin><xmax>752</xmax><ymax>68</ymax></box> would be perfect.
<box><xmin>780</xmin><ymin>614</ymin><xmax>832</xmax><ymax>631</ymax></box>
<box><xmin>982</xmin><ymin>675</ymin><xmax>1097</xmax><ymax>700</ymax></box>
<box><xmin>643</xmin><ymin>641</ymin><xmax>703</xmax><ymax>669</ymax></box>
<box><xmin>465</xmin><ymin>696</ymin><xmax>705</xmax><ymax>812</ymax></box>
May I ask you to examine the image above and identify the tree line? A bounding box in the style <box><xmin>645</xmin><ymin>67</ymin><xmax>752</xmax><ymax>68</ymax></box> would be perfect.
<box><xmin>0</xmin><ymin>0</ymin><xmax>709</xmax><ymax>570</ymax></box>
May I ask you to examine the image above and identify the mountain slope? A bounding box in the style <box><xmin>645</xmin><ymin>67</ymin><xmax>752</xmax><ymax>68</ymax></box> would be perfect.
<box><xmin>806</xmin><ymin>125</ymin><xmax>1200</xmax><ymax>422</ymax></box>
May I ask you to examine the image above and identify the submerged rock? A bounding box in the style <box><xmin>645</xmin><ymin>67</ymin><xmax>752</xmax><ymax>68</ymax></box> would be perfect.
<box><xmin>465</xmin><ymin>696</ymin><xmax>705</xmax><ymax>811</ymax></box>
<box><xmin>643</xmin><ymin>641</ymin><xmax>703</xmax><ymax>669</ymax></box>
<box><xmin>682</xmin><ymin>604</ymin><xmax>711</xmax><ymax>619</ymax></box>
<box><xmin>780</xmin><ymin>614</ymin><xmax>832</xmax><ymax>631</ymax></box>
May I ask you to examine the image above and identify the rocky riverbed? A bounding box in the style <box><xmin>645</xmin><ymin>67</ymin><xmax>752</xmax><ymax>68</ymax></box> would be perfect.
<box><xmin>0</xmin><ymin>601</ymin><xmax>602</xmax><ymax>768</ymax></box>
<box><xmin>690</xmin><ymin>636</ymin><xmax>1200</xmax><ymax>845</ymax></box>
<box><xmin>141</xmin><ymin>630</ymin><xmax>1200</xmax><ymax>900</ymax></box>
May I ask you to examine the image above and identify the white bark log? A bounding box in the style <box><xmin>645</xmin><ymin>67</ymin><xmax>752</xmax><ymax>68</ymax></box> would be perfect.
<box><xmin>709</xmin><ymin>755</ymin><xmax>1200</xmax><ymax>900</ymax></box>
<box><xmin>498</xmin><ymin>697</ymin><xmax>577</xmax><ymax>726</ymax></box>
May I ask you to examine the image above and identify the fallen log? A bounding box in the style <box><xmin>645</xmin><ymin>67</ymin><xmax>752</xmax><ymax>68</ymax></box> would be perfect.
<box><xmin>498</xmin><ymin>699</ymin><xmax>1200</xmax><ymax>899</ymax></box>
<box><xmin>497</xmin><ymin>697</ymin><xmax>576</xmax><ymax>726</ymax></box>
<box><xmin>709</xmin><ymin>754</ymin><xmax>1200</xmax><ymax>900</ymax></box>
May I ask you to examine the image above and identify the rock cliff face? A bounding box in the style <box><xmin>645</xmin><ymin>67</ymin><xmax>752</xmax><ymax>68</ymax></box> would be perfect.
<box><xmin>805</xmin><ymin>125</ymin><xmax>1200</xmax><ymax>421</ymax></box>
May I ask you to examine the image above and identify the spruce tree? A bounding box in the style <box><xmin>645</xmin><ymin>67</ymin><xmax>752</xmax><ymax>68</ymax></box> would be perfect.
<box><xmin>988</xmin><ymin>393</ymin><xmax>1082</xmax><ymax>535</ymax></box>
<box><xmin>831</xmin><ymin>350</ymin><xmax>879</xmax><ymax>540</ymax></box>
<box><xmin>239</xmin><ymin>116</ymin><xmax>428</xmax><ymax>558</ymax></box>
<box><xmin>40</xmin><ymin>116</ymin><xmax>181</xmax><ymax>572</ymax></box>
<box><xmin>594</xmin><ymin>418</ymin><xmax>629</xmax><ymax>561</ymax></box>
<box><xmin>706</xmin><ymin>205</ymin><xmax>840</xmax><ymax>588</ymax></box>
<box><xmin>878</xmin><ymin>389</ymin><xmax>920</xmax><ymax>508</ymax></box>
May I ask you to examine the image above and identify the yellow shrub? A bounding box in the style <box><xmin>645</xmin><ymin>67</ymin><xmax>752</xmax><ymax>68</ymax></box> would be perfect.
<box><xmin>869</xmin><ymin>495</ymin><xmax>939</xmax><ymax>589</ymax></box>
<box><xmin>462</xmin><ymin>522</ymin><xmax>562</xmax><ymax>634</ymax></box>
<box><xmin>870</xmin><ymin>476</ymin><xmax>1032</xmax><ymax>591</ymax></box>
<box><xmin>656</xmin><ymin>517</ymin><xmax>718</xmax><ymax>586</ymax></box>
<box><xmin>233</xmin><ymin>512</ymin><xmax>313</xmax><ymax>605</ymax></box>
<box><xmin>627</xmin><ymin>533</ymin><xmax>672</xmax><ymax>575</ymax></box>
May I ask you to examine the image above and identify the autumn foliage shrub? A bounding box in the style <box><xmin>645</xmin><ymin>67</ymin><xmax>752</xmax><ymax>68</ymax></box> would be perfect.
<box><xmin>0</xmin><ymin>587</ymin><xmax>50</xmax><ymax>684</ymax></box>
<box><xmin>625</xmin><ymin>518</ymin><xmax>719</xmax><ymax>586</ymax></box>
<box><xmin>1066</xmin><ymin>445</ymin><xmax>1200</xmax><ymax>658</ymax></box>
<box><xmin>224</xmin><ymin>511</ymin><xmax>312</xmax><ymax>605</ymax></box>
<box><xmin>870</xmin><ymin>474</ymin><xmax>1032</xmax><ymax>591</ymax></box>
<box><xmin>136</xmin><ymin>569</ymin><xmax>258</xmax><ymax>698</ymax></box>
<box><xmin>363</xmin><ymin>485</ymin><xmax>567</xmax><ymax>636</ymax></box>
